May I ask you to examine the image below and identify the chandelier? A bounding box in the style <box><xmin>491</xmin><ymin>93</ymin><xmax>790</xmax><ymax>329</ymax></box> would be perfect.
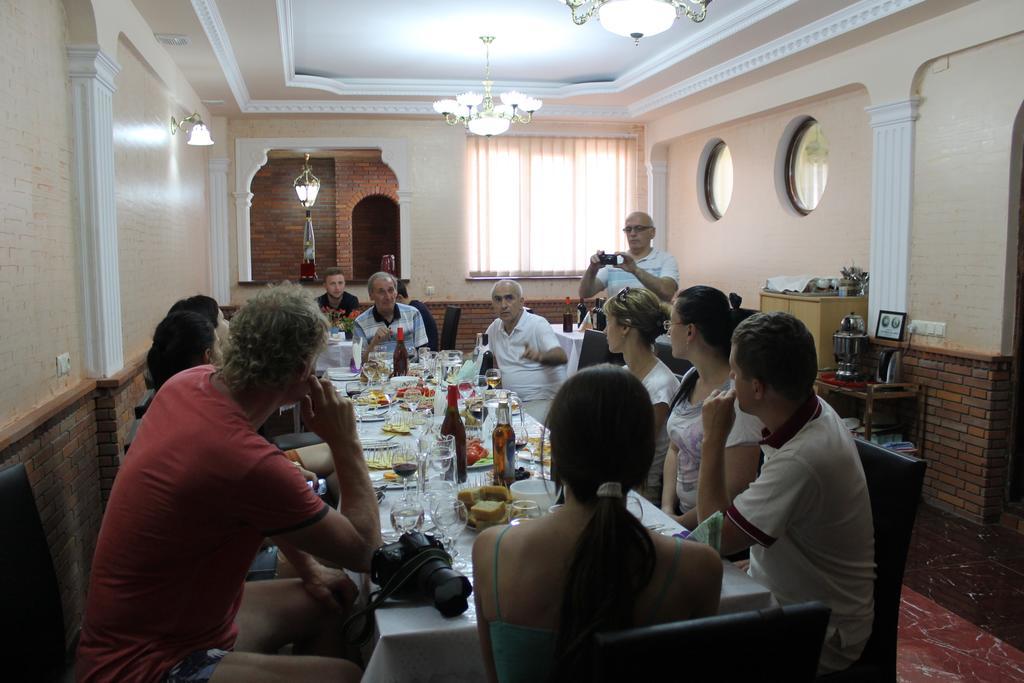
<box><xmin>561</xmin><ymin>0</ymin><xmax>711</xmax><ymax>43</ymax></box>
<box><xmin>293</xmin><ymin>153</ymin><xmax>320</xmax><ymax>208</ymax></box>
<box><xmin>433</xmin><ymin>36</ymin><xmax>542</xmax><ymax>137</ymax></box>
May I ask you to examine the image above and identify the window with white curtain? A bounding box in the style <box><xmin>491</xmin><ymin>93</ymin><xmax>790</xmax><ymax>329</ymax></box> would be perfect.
<box><xmin>786</xmin><ymin>118</ymin><xmax>829</xmax><ymax>215</ymax></box>
<box><xmin>466</xmin><ymin>135</ymin><xmax>637</xmax><ymax>277</ymax></box>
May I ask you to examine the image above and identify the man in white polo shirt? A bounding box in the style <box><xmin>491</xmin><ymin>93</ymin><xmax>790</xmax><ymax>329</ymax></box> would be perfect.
<box><xmin>485</xmin><ymin>280</ymin><xmax>567</xmax><ymax>421</ymax></box>
<box><xmin>579</xmin><ymin>211</ymin><xmax>679</xmax><ymax>302</ymax></box>
<box><xmin>697</xmin><ymin>312</ymin><xmax>875</xmax><ymax>675</ymax></box>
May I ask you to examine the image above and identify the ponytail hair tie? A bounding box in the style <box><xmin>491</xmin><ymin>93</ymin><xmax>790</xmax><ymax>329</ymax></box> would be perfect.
<box><xmin>596</xmin><ymin>482</ymin><xmax>623</xmax><ymax>498</ymax></box>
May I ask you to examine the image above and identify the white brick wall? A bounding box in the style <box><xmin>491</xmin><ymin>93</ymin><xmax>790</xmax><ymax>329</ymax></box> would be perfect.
<box><xmin>664</xmin><ymin>87</ymin><xmax>873</xmax><ymax>310</ymax></box>
<box><xmin>114</xmin><ymin>38</ymin><xmax>211</xmax><ymax>360</ymax></box>
<box><xmin>911</xmin><ymin>33</ymin><xmax>1024</xmax><ymax>353</ymax></box>
<box><xmin>0</xmin><ymin>0</ymin><xmax>82</xmax><ymax>425</ymax></box>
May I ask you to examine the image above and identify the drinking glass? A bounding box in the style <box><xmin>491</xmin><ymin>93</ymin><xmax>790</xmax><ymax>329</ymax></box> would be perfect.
<box><xmin>390</xmin><ymin>497</ymin><xmax>425</xmax><ymax>535</ymax></box>
<box><xmin>457</xmin><ymin>380</ymin><xmax>475</xmax><ymax>407</ymax></box>
<box><xmin>509</xmin><ymin>500</ymin><xmax>542</xmax><ymax>526</ymax></box>
<box><xmin>485</xmin><ymin>368</ymin><xmax>502</xmax><ymax>390</ymax></box>
<box><xmin>370</xmin><ymin>351</ymin><xmax>392</xmax><ymax>380</ymax></box>
<box><xmin>431</xmin><ymin>499</ymin><xmax>469</xmax><ymax>564</ymax></box>
<box><xmin>362</xmin><ymin>359</ymin><xmax>383</xmax><ymax>389</ymax></box>
<box><xmin>390</xmin><ymin>445</ymin><xmax>418</xmax><ymax>501</ymax></box>
<box><xmin>428</xmin><ymin>438</ymin><xmax>455</xmax><ymax>482</ymax></box>
<box><xmin>422</xmin><ymin>479</ymin><xmax>455</xmax><ymax>514</ymax></box>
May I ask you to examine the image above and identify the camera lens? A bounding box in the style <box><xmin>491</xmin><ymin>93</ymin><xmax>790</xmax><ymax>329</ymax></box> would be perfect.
<box><xmin>420</xmin><ymin>565</ymin><xmax>473</xmax><ymax>617</ymax></box>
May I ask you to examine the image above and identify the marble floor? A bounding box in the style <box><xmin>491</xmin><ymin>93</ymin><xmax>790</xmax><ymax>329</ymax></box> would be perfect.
<box><xmin>898</xmin><ymin>504</ymin><xmax>1024</xmax><ymax>681</ymax></box>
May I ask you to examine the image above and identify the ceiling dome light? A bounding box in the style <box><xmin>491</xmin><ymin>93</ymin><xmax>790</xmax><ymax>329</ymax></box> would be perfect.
<box><xmin>561</xmin><ymin>0</ymin><xmax>710</xmax><ymax>44</ymax></box>
<box><xmin>599</xmin><ymin>0</ymin><xmax>676</xmax><ymax>41</ymax></box>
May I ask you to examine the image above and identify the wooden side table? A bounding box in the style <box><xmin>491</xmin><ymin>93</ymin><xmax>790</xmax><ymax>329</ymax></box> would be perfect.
<box><xmin>814</xmin><ymin>379</ymin><xmax>920</xmax><ymax>443</ymax></box>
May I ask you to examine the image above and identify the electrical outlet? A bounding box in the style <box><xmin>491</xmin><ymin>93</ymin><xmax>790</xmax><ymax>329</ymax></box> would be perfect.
<box><xmin>909</xmin><ymin>320</ymin><xmax>946</xmax><ymax>337</ymax></box>
<box><xmin>56</xmin><ymin>352</ymin><xmax>71</xmax><ymax>376</ymax></box>
<box><xmin>425</xmin><ymin>285</ymin><xmax>436</xmax><ymax>296</ymax></box>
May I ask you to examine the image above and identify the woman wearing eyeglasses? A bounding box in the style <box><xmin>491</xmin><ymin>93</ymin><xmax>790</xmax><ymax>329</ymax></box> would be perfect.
<box><xmin>662</xmin><ymin>286</ymin><xmax>763</xmax><ymax>530</ymax></box>
<box><xmin>604</xmin><ymin>287</ymin><xmax>679</xmax><ymax>503</ymax></box>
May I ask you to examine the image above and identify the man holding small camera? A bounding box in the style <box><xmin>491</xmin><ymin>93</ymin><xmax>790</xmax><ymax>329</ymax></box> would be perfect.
<box><xmin>578</xmin><ymin>211</ymin><xmax>679</xmax><ymax>302</ymax></box>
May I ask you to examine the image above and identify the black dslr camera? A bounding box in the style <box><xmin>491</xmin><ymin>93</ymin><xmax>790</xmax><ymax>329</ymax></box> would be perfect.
<box><xmin>371</xmin><ymin>531</ymin><xmax>472</xmax><ymax>617</ymax></box>
<box><xmin>598</xmin><ymin>252</ymin><xmax>622</xmax><ymax>266</ymax></box>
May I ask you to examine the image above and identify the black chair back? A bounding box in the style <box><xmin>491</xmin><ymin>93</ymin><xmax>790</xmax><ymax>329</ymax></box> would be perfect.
<box><xmin>577</xmin><ymin>330</ymin><xmax>624</xmax><ymax>370</ymax></box>
<box><xmin>0</xmin><ymin>463</ymin><xmax>66</xmax><ymax>681</ymax></box>
<box><xmin>440</xmin><ymin>306</ymin><xmax>461</xmax><ymax>351</ymax></box>
<box><xmin>594</xmin><ymin>602</ymin><xmax>831</xmax><ymax>682</ymax></box>
<box><xmin>654</xmin><ymin>339</ymin><xmax>693</xmax><ymax>378</ymax></box>
<box><xmin>835</xmin><ymin>440</ymin><xmax>926</xmax><ymax>682</ymax></box>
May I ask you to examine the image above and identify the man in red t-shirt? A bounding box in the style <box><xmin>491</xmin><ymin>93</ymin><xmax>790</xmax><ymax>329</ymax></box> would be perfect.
<box><xmin>77</xmin><ymin>285</ymin><xmax>381</xmax><ymax>683</ymax></box>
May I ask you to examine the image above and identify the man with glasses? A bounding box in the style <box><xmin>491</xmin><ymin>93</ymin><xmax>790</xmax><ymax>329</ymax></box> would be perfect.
<box><xmin>579</xmin><ymin>211</ymin><xmax>679</xmax><ymax>302</ymax></box>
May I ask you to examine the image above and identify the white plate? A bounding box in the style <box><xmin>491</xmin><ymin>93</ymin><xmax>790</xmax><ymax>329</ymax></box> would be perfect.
<box><xmin>356</xmin><ymin>413</ymin><xmax>388</xmax><ymax>423</ymax></box>
<box><xmin>326</xmin><ymin>369</ymin><xmax>359</xmax><ymax>381</ymax></box>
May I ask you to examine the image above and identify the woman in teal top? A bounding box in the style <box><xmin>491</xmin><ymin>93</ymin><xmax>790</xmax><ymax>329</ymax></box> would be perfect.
<box><xmin>472</xmin><ymin>366</ymin><xmax>724</xmax><ymax>683</ymax></box>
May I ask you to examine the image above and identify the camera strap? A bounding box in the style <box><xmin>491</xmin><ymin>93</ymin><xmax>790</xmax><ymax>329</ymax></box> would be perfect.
<box><xmin>341</xmin><ymin>547</ymin><xmax>453</xmax><ymax>646</ymax></box>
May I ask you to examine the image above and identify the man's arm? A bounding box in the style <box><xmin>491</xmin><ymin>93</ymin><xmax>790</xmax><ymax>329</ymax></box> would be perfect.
<box><xmin>579</xmin><ymin>253</ymin><xmax>607</xmax><ymax>298</ymax></box>
<box><xmin>278</xmin><ymin>376</ymin><xmax>381</xmax><ymax>571</ymax></box>
<box><xmin>522</xmin><ymin>345</ymin><xmax>567</xmax><ymax>366</ymax></box>
<box><xmin>696</xmin><ymin>388</ymin><xmax>756</xmax><ymax>556</ymax></box>
<box><xmin>617</xmin><ymin>253</ymin><xmax>677</xmax><ymax>301</ymax></box>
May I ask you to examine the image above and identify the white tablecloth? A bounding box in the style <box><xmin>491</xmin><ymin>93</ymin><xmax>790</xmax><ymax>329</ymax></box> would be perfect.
<box><xmin>550</xmin><ymin>324</ymin><xmax>585</xmax><ymax>376</ymax></box>
<box><xmin>355</xmin><ymin>410</ymin><xmax>775</xmax><ymax>682</ymax></box>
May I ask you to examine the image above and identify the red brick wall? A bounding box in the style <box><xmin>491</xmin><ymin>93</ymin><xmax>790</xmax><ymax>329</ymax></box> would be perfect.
<box><xmin>0</xmin><ymin>386</ymin><xmax>100</xmax><ymax>647</ymax></box>
<box><xmin>860</xmin><ymin>342</ymin><xmax>1012</xmax><ymax>523</ymax></box>
<box><xmin>418</xmin><ymin>298</ymin><xmax>570</xmax><ymax>351</ymax></box>
<box><xmin>335</xmin><ymin>156</ymin><xmax>399</xmax><ymax>279</ymax></box>
<box><xmin>250</xmin><ymin>157</ymin><xmax>337</xmax><ymax>281</ymax></box>
<box><xmin>94</xmin><ymin>369</ymin><xmax>147</xmax><ymax>504</ymax></box>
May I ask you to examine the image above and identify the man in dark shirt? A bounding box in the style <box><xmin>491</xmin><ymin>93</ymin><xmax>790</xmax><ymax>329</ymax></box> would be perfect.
<box><xmin>397</xmin><ymin>280</ymin><xmax>439</xmax><ymax>351</ymax></box>
<box><xmin>316</xmin><ymin>267</ymin><xmax>359</xmax><ymax>318</ymax></box>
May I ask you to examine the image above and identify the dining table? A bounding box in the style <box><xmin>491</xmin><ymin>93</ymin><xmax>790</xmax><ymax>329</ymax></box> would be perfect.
<box><xmin>338</xmin><ymin>390</ymin><xmax>777</xmax><ymax>683</ymax></box>
<box><xmin>549</xmin><ymin>323</ymin><xmax>585</xmax><ymax>376</ymax></box>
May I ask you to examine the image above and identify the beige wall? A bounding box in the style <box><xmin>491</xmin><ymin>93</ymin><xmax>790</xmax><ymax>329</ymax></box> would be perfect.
<box><xmin>911</xmin><ymin>33</ymin><xmax>1024</xmax><ymax>354</ymax></box>
<box><xmin>228</xmin><ymin>119</ymin><xmax>644</xmax><ymax>305</ymax></box>
<box><xmin>114</xmin><ymin>37</ymin><xmax>211</xmax><ymax>360</ymax></box>
<box><xmin>0</xmin><ymin>0</ymin><xmax>82</xmax><ymax>424</ymax></box>
<box><xmin>664</xmin><ymin>87</ymin><xmax>873</xmax><ymax>309</ymax></box>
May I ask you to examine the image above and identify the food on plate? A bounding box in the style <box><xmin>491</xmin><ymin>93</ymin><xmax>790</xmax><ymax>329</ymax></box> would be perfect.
<box><xmin>365</xmin><ymin>455</ymin><xmax>392</xmax><ymax>470</ymax></box>
<box><xmin>396</xmin><ymin>385</ymin><xmax>434</xmax><ymax>399</ymax></box>
<box><xmin>382</xmin><ymin>471</ymin><xmax>398</xmax><ymax>481</ymax></box>
<box><xmin>467</xmin><ymin>438</ymin><xmax>488</xmax><ymax>466</ymax></box>
<box><xmin>458</xmin><ymin>485</ymin><xmax>512</xmax><ymax>528</ymax></box>
<box><xmin>381</xmin><ymin>422</ymin><xmax>412</xmax><ymax>435</ymax></box>
<box><xmin>356</xmin><ymin>389</ymin><xmax>390</xmax><ymax>406</ymax></box>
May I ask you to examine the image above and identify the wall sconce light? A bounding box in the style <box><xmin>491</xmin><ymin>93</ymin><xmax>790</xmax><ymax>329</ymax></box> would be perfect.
<box><xmin>169</xmin><ymin>113</ymin><xmax>214</xmax><ymax>146</ymax></box>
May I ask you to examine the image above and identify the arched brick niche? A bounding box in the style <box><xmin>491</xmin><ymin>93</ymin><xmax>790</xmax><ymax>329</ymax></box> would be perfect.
<box><xmin>351</xmin><ymin>195</ymin><xmax>400</xmax><ymax>280</ymax></box>
<box><xmin>334</xmin><ymin>152</ymin><xmax>399</xmax><ymax>279</ymax></box>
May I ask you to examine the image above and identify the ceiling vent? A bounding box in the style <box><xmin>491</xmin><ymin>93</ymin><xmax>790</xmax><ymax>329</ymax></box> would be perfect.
<box><xmin>201</xmin><ymin>100</ymin><xmax>225</xmax><ymax>106</ymax></box>
<box><xmin>154</xmin><ymin>33</ymin><xmax>191</xmax><ymax>47</ymax></box>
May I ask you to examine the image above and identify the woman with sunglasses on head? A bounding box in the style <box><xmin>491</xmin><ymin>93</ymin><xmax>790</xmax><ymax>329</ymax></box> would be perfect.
<box><xmin>473</xmin><ymin>365</ymin><xmax>722</xmax><ymax>683</ymax></box>
<box><xmin>603</xmin><ymin>287</ymin><xmax>679</xmax><ymax>503</ymax></box>
<box><xmin>662</xmin><ymin>286</ymin><xmax>763</xmax><ymax>529</ymax></box>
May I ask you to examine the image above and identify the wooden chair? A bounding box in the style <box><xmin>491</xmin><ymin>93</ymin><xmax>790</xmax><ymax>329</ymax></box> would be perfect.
<box><xmin>818</xmin><ymin>441</ymin><xmax>926</xmax><ymax>682</ymax></box>
<box><xmin>439</xmin><ymin>306</ymin><xmax>461</xmax><ymax>351</ymax></box>
<box><xmin>594</xmin><ymin>602</ymin><xmax>831</xmax><ymax>682</ymax></box>
<box><xmin>0</xmin><ymin>463</ymin><xmax>69</xmax><ymax>681</ymax></box>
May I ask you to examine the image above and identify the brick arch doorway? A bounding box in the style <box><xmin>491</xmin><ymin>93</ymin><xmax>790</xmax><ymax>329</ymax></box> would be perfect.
<box><xmin>351</xmin><ymin>195</ymin><xmax>400</xmax><ymax>280</ymax></box>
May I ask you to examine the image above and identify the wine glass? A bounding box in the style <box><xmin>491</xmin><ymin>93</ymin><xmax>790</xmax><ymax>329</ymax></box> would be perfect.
<box><xmin>390</xmin><ymin>497</ymin><xmax>425</xmax><ymax>535</ymax></box>
<box><xmin>431</xmin><ymin>499</ymin><xmax>469</xmax><ymax>565</ymax></box>
<box><xmin>390</xmin><ymin>445</ymin><xmax>418</xmax><ymax>501</ymax></box>
<box><xmin>457</xmin><ymin>379</ymin><xmax>475</xmax><ymax>408</ymax></box>
<box><xmin>362</xmin><ymin>359</ymin><xmax>382</xmax><ymax>389</ymax></box>
<box><xmin>485</xmin><ymin>368</ymin><xmax>502</xmax><ymax>390</ymax></box>
<box><xmin>509</xmin><ymin>500</ymin><xmax>542</xmax><ymax>526</ymax></box>
<box><xmin>422</xmin><ymin>479</ymin><xmax>455</xmax><ymax>515</ymax></box>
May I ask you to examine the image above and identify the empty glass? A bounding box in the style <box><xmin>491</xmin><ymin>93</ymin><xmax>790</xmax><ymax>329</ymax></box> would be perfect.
<box><xmin>431</xmin><ymin>499</ymin><xmax>469</xmax><ymax>566</ymax></box>
<box><xmin>390</xmin><ymin>497</ymin><xmax>425</xmax><ymax>534</ymax></box>
<box><xmin>509</xmin><ymin>500</ymin><xmax>542</xmax><ymax>525</ymax></box>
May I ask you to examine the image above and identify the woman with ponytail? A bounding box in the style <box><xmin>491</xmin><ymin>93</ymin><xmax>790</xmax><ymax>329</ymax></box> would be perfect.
<box><xmin>473</xmin><ymin>365</ymin><xmax>722</xmax><ymax>683</ymax></box>
<box><xmin>661</xmin><ymin>286</ymin><xmax>763</xmax><ymax>529</ymax></box>
<box><xmin>603</xmin><ymin>287</ymin><xmax>680</xmax><ymax>503</ymax></box>
<box><xmin>146</xmin><ymin>311</ymin><xmax>216</xmax><ymax>390</ymax></box>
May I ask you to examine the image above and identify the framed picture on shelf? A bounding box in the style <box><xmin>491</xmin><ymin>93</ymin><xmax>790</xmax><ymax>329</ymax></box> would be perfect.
<box><xmin>875</xmin><ymin>310</ymin><xmax>907</xmax><ymax>341</ymax></box>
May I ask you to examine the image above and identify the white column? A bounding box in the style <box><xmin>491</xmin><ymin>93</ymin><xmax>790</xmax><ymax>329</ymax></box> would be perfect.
<box><xmin>398</xmin><ymin>190</ymin><xmax>413</xmax><ymax>279</ymax></box>
<box><xmin>647</xmin><ymin>160</ymin><xmax>669</xmax><ymax>252</ymax></box>
<box><xmin>68</xmin><ymin>46</ymin><xmax>123</xmax><ymax>378</ymax></box>
<box><xmin>234</xmin><ymin>191</ymin><xmax>254</xmax><ymax>281</ymax></box>
<box><xmin>208</xmin><ymin>158</ymin><xmax>231</xmax><ymax>303</ymax></box>
<box><xmin>865</xmin><ymin>98</ymin><xmax>919</xmax><ymax>331</ymax></box>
